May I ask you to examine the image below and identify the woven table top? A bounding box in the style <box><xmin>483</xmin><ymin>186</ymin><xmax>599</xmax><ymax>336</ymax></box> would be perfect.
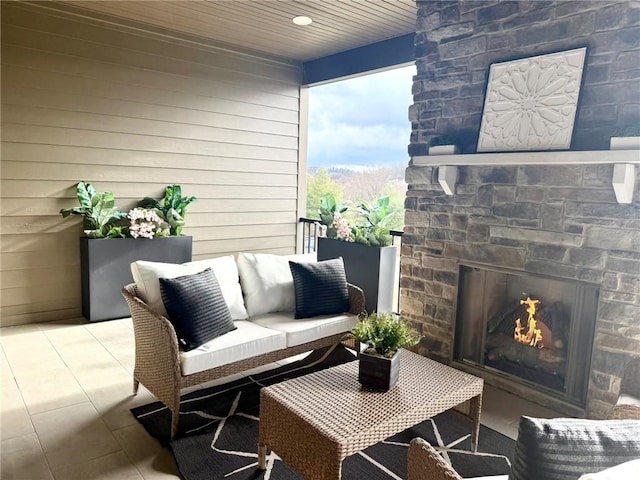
<box><xmin>262</xmin><ymin>349</ymin><xmax>483</xmax><ymax>446</ymax></box>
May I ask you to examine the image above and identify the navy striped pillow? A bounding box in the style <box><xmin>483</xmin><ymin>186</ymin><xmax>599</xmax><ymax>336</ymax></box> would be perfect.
<box><xmin>289</xmin><ymin>257</ymin><xmax>350</xmax><ymax>319</ymax></box>
<box><xmin>509</xmin><ymin>416</ymin><xmax>640</xmax><ymax>480</ymax></box>
<box><xmin>160</xmin><ymin>268</ymin><xmax>236</xmax><ymax>351</ymax></box>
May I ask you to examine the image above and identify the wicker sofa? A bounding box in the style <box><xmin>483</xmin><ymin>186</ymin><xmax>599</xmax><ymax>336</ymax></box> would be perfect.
<box><xmin>122</xmin><ymin>253</ymin><xmax>364</xmax><ymax>438</ymax></box>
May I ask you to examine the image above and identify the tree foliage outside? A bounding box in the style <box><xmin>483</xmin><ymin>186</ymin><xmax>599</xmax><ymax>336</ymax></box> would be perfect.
<box><xmin>306</xmin><ymin>164</ymin><xmax>406</xmax><ymax>232</ymax></box>
<box><xmin>306</xmin><ymin>168</ymin><xmax>343</xmax><ymax>220</ymax></box>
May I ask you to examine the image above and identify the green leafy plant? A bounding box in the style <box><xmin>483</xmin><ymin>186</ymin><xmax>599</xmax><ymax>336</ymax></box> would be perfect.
<box><xmin>59</xmin><ymin>182</ymin><xmax>127</xmax><ymax>238</ymax></box>
<box><xmin>141</xmin><ymin>185</ymin><xmax>197</xmax><ymax>236</ymax></box>
<box><xmin>318</xmin><ymin>193</ymin><xmax>397</xmax><ymax>247</ymax></box>
<box><xmin>352</xmin><ymin>312</ymin><xmax>420</xmax><ymax>358</ymax></box>
<box><xmin>318</xmin><ymin>193</ymin><xmax>350</xmax><ymax>240</ymax></box>
<box><xmin>353</xmin><ymin>196</ymin><xmax>396</xmax><ymax>247</ymax></box>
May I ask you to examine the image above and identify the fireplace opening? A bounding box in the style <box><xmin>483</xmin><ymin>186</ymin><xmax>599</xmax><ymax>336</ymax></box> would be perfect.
<box><xmin>454</xmin><ymin>265</ymin><xmax>599</xmax><ymax>407</ymax></box>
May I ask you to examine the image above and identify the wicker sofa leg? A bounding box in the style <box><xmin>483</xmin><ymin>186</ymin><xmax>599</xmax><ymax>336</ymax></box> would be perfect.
<box><xmin>133</xmin><ymin>379</ymin><xmax>140</xmax><ymax>395</ymax></box>
<box><xmin>170</xmin><ymin>404</ymin><xmax>180</xmax><ymax>439</ymax></box>
<box><xmin>169</xmin><ymin>385</ymin><xmax>182</xmax><ymax>439</ymax></box>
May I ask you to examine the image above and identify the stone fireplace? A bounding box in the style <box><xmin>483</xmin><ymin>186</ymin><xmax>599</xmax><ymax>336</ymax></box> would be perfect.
<box><xmin>403</xmin><ymin>1</ymin><xmax>640</xmax><ymax>418</ymax></box>
<box><xmin>455</xmin><ymin>263</ymin><xmax>599</xmax><ymax>408</ymax></box>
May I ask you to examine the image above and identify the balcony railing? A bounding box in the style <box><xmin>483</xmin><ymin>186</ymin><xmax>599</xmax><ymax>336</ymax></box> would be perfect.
<box><xmin>299</xmin><ymin>217</ymin><xmax>403</xmax><ymax>313</ymax></box>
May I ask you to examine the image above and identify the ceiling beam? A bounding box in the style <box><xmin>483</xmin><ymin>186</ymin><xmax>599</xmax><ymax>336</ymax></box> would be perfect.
<box><xmin>302</xmin><ymin>33</ymin><xmax>415</xmax><ymax>85</ymax></box>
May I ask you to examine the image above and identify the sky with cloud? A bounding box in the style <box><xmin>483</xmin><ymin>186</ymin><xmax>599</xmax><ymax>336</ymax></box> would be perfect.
<box><xmin>307</xmin><ymin>65</ymin><xmax>416</xmax><ymax>169</ymax></box>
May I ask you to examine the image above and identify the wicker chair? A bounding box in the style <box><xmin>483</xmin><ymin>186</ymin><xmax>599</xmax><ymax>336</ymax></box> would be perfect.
<box><xmin>122</xmin><ymin>282</ymin><xmax>364</xmax><ymax>439</ymax></box>
<box><xmin>607</xmin><ymin>357</ymin><xmax>640</xmax><ymax>420</ymax></box>
<box><xmin>407</xmin><ymin>438</ymin><xmax>464</xmax><ymax>480</ymax></box>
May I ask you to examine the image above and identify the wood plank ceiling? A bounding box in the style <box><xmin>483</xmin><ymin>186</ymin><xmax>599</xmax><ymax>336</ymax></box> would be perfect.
<box><xmin>61</xmin><ymin>0</ymin><xmax>417</xmax><ymax>63</ymax></box>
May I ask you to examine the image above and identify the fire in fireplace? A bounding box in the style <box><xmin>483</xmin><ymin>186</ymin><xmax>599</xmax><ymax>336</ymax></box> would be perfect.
<box><xmin>514</xmin><ymin>297</ymin><xmax>543</xmax><ymax>347</ymax></box>
<box><xmin>483</xmin><ymin>291</ymin><xmax>571</xmax><ymax>392</ymax></box>
<box><xmin>454</xmin><ymin>265</ymin><xmax>599</xmax><ymax>407</ymax></box>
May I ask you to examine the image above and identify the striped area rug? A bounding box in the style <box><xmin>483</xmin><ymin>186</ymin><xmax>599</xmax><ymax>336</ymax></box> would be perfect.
<box><xmin>131</xmin><ymin>347</ymin><xmax>513</xmax><ymax>480</ymax></box>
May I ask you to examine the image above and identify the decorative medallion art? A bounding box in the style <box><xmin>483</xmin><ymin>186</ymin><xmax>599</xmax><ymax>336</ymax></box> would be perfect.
<box><xmin>477</xmin><ymin>47</ymin><xmax>587</xmax><ymax>152</ymax></box>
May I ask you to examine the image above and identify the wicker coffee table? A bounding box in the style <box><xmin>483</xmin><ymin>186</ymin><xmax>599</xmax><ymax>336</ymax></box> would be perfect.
<box><xmin>257</xmin><ymin>349</ymin><xmax>483</xmax><ymax>480</ymax></box>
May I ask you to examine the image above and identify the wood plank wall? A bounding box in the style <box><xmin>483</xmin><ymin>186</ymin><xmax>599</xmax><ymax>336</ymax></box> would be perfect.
<box><xmin>0</xmin><ymin>2</ymin><xmax>303</xmax><ymax>326</ymax></box>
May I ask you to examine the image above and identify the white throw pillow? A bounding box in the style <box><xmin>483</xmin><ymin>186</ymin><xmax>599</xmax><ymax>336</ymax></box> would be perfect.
<box><xmin>237</xmin><ymin>252</ymin><xmax>316</xmax><ymax>317</ymax></box>
<box><xmin>130</xmin><ymin>256</ymin><xmax>248</xmax><ymax>320</ymax></box>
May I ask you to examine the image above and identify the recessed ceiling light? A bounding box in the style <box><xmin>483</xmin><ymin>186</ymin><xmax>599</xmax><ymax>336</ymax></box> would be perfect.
<box><xmin>292</xmin><ymin>16</ymin><xmax>313</xmax><ymax>26</ymax></box>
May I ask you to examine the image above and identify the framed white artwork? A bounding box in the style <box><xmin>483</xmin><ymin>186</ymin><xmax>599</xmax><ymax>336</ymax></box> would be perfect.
<box><xmin>477</xmin><ymin>47</ymin><xmax>587</xmax><ymax>152</ymax></box>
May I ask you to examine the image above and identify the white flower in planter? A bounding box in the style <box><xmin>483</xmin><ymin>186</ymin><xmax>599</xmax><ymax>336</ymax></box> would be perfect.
<box><xmin>128</xmin><ymin>208</ymin><xmax>169</xmax><ymax>239</ymax></box>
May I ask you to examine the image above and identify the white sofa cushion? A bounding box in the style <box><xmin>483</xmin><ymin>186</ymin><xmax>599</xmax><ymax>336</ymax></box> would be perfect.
<box><xmin>179</xmin><ymin>320</ymin><xmax>287</xmax><ymax>375</ymax></box>
<box><xmin>130</xmin><ymin>256</ymin><xmax>248</xmax><ymax>320</ymax></box>
<box><xmin>251</xmin><ymin>311</ymin><xmax>358</xmax><ymax>347</ymax></box>
<box><xmin>237</xmin><ymin>252</ymin><xmax>316</xmax><ymax>317</ymax></box>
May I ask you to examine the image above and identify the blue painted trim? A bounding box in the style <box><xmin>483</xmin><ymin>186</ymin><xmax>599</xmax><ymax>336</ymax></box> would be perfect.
<box><xmin>303</xmin><ymin>33</ymin><xmax>415</xmax><ymax>85</ymax></box>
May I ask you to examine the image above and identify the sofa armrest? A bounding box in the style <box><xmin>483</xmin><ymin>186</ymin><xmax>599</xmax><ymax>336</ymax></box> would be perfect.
<box><xmin>122</xmin><ymin>283</ymin><xmax>182</xmax><ymax>388</ymax></box>
<box><xmin>407</xmin><ymin>438</ymin><xmax>463</xmax><ymax>480</ymax></box>
<box><xmin>347</xmin><ymin>282</ymin><xmax>365</xmax><ymax>315</ymax></box>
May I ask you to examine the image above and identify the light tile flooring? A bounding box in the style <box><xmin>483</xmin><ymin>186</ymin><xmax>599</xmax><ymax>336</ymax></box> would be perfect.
<box><xmin>1</xmin><ymin>318</ymin><xmax>560</xmax><ymax>480</ymax></box>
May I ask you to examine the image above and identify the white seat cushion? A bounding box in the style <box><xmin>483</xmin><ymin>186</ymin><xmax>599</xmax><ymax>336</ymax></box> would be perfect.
<box><xmin>237</xmin><ymin>252</ymin><xmax>316</xmax><ymax>317</ymax></box>
<box><xmin>251</xmin><ymin>311</ymin><xmax>358</xmax><ymax>348</ymax></box>
<box><xmin>179</xmin><ymin>320</ymin><xmax>286</xmax><ymax>375</ymax></box>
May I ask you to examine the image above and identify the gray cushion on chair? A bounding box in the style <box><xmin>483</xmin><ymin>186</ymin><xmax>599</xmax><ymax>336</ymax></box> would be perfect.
<box><xmin>160</xmin><ymin>268</ymin><xmax>236</xmax><ymax>351</ymax></box>
<box><xmin>509</xmin><ymin>416</ymin><xmax>640</xmax><ymax>480</ymax></box>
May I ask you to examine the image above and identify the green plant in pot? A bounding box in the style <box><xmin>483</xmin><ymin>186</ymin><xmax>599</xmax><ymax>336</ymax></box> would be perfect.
<box><xmin>318</xmin><ymin>193</ymin><xmax>350</xmax><ymax>240</ymax></box>
<box><xmin>352</xmin><ymin>312</ymin><xmax>421</xmax><ymax>390</ymax></box>
<box><xmin>59</xmin><ymin>182</ymin><xmax>197</xmax><ymax>321</ymax></box>
<box><xmin>353</xmin><ymin>196</ymin><xmax>397</xmax><ymax>247</ymax></box>
<box><xmin>59</xmin><ymin>181</ymin><xmax>127</xmax><ymax>238</ymax></box>
<box><xmin>318</xmin><ymin>193</ymin><xmax>397</xmax><ymax>247</ymax></box>
<box><xmin>141</xmin><ymin>184</ymin><xmax>197</xmax><ymax>236</ymax></box>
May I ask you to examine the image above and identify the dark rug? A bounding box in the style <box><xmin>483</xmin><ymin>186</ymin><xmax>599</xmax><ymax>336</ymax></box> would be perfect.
<box><xmin>132</xmin><ymin>347</ymin><xmax>514</xmax><ymax>480</ymax></box>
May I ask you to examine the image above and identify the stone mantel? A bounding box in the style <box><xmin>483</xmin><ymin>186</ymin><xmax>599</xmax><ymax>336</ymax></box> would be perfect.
<box><xmin>413</xmin><ymin>150</ymin><xmax>640</xmax><ymax>167</ymax></box>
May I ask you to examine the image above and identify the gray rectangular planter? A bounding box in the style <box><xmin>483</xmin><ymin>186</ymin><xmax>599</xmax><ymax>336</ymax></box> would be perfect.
<box><xmin>317</xmin><ymin>237</ymin><xmax>397</xmax><ymax>314</ymax></box>
<box><xmin>81</xmin><ymin>236</ymin><xmax>192</xmax><ymax>322</ymax></box>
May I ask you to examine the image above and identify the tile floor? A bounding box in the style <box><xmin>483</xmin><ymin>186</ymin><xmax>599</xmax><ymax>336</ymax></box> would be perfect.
<box><xmin>1</xmin><ymin>318</ymin><xmax>560</xmax><ymax>480</ymax></box>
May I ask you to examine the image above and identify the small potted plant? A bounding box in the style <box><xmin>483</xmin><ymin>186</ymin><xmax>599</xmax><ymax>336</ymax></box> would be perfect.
<box><xmin>352</xmin><ymin>312</ymin><xmax>421</xmax><ymax>390</ymax></box>
<box><xmin>428</xmin><ymin>135</ymin><xmax>459</xmax><ymax>155</ymax></box>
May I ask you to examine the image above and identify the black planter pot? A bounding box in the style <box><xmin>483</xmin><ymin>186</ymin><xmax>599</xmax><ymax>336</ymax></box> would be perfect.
<box><xmin>358</xmin><ymin>350</ymin><xmax>400</xmax><ymax>391</ymax></box>
<box><xmin>317</xmin><ymin>237</ymin><xmax>397</xmax><ymax>314</ymax></box>
<box><xmin>80</xmin><ymin>236</ymin><xmax>192</xmax><ymax>322</ymax></box>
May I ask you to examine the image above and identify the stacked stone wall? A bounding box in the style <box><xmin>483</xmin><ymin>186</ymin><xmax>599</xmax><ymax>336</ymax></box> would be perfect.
<box><xmin>410</xmin><ymin>0</ymin><xmax>640</xmax><ymax>155</ymax></box>
<box><xmin>402</xmin><ymin>164</ymin><xmax>640</xmax><ymax>417</ymax></box>
<box><xmin>406</xmin><ymin>1</ymin><xmax>640</xmax><ymax>418</ymax></box>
